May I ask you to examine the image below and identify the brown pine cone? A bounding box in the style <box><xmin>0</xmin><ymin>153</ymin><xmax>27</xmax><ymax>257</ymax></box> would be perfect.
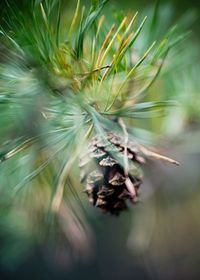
<box><xmin>80</xmin><ymin>132</ymin><xmax>145</xmax><ymax>215</ymax></box>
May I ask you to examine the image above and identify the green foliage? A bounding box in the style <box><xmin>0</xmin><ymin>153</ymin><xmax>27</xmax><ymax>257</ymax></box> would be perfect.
<box><xmin>0</xmin><ymin>0</ymin><xmax>183</xmax><ymax>200</ymax></box>
<box><xmin>0</xmin><ymin>0</ymin><xmax>185</xmax><ymax>264</ymax></box>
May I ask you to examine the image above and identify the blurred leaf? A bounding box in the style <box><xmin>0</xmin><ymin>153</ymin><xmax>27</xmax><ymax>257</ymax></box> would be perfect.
<box><xmin>104</xmin><ymin>101</ymin><xmax>176</xmax><ymax>118</ymax></box>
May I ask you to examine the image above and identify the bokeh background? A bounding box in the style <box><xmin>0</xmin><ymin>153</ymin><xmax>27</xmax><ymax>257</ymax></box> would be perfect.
<box><xmin>0</xmin><ymin>0</ymin><xmax>200</xmax><ymax>279</ymax></box>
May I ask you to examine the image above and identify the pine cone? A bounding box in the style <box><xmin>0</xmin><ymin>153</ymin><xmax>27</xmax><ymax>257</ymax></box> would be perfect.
<box><xmin>80</xmin><ymin>132</ymin><xmax>145</xmax><ymax>215</ymax></box>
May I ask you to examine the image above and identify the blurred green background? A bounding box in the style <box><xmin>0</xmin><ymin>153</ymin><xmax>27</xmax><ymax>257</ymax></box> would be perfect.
<box><xmin>0</xmin><ymin>0</ymin><xmax>200</xmax><ymax>280</ymax></box>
